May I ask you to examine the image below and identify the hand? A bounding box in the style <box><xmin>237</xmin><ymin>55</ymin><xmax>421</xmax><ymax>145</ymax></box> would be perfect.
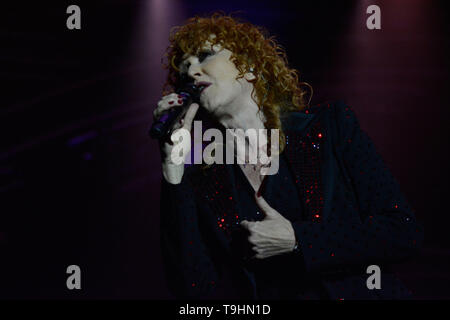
<box><xmin>154</xmin><ymin>93</ymin><xmax>200</xmax><ymax>184</ymax></box>
<box><xmin>154</xmin><ymin>93</ymin><xmax>200</xmax><ymax>162</ymax></box>
<box><xmin>240</xmin><ymin>194</ymin><xmax>297</xmax><ymax>259</ymax></box>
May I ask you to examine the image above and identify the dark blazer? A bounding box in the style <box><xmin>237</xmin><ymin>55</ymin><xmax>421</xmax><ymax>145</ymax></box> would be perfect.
<box><xmin>160</xmin><ymin>100</ymin><xmax>424</xmax><ymax>300</ymax></box>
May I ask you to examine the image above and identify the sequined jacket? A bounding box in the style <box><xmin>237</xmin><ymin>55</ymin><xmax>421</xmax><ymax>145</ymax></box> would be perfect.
<box><xmin>160</xmin><ymin>100</ymin><xmax>424</xmax><ymax>300</ymax></box>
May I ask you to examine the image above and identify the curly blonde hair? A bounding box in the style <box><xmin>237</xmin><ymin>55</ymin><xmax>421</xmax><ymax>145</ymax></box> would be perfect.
<box><xmin>162</xmin><ymin>12</ymin><xmax>312</xmax><ymax>153</ymax></box>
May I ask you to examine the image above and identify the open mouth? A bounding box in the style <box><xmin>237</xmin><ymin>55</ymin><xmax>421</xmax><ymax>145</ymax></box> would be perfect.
<box><xmin>200</xmin><ymin>85</ymin><xmax>210</xmax><ymax>94</ymax></box>
<box><xmin>196</xmin><ymin>82</ymin><xmax>211</xmax><ymax>94</ymax></box>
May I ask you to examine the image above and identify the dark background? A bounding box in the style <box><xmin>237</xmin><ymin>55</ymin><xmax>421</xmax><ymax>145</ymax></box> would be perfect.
<box><xmin>0</xmin><ymin>0</ymin><xmax>449</xmax><ymax>299</ymax></box>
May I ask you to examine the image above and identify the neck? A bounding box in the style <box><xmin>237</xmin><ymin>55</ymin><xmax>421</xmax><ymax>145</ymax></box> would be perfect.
<box><xmin>215</xmin><ymin>95</ymin><xmax>265</xmax><ymax>131</ymax></box>
<box><xmin>212</xmin><ymin>94</ymin><xmax>269</xmax><ymax>165</ymax></box>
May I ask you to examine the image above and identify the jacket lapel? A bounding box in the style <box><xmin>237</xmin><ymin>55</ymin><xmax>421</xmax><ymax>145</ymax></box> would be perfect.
<box><xmin>191</xmin><ymin>162</ymin><xmax>239</xmax><ymax>251</ymax></box>
<box><xmin>192</xmin><ymin>104</ymin><xmax>333</xmax><ymax>242</ymax></box>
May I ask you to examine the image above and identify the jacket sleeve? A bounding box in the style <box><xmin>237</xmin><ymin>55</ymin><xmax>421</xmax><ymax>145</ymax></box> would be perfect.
<box><xmin>291</xmin><ymin>101</ymin><xmax>424</xmax><ymax>275</ymax></box>
<box><xmin>160</xmin><ymin>168</ymin><xmax>219</xmax><ymax>299</ymax></box>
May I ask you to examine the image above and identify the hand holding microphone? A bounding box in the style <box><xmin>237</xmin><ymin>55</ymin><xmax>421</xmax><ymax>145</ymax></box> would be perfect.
<box><xmin>150</xmin><ymin>84</ymin><xmax>202</xmax><ymax>184</ymax></box>
<box><xmin>149</xmin><ymin>83</ymin><xmax>202</xmax><ymax>140</ymax></box>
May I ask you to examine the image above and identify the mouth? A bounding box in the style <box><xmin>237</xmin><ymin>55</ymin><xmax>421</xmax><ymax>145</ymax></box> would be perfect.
<box><xmin>196</xmin><ymin>82</ymin><xmax>212</xmax><ymax>94</ymax></box>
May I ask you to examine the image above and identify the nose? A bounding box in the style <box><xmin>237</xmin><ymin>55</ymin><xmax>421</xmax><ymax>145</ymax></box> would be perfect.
<box><xmin>187</xmin><ymin>62</ymin><xmax>202</xmax><ymax>79</ymax></box>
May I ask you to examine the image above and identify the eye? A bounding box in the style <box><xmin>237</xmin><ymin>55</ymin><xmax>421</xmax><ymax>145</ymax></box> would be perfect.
<box><xmin>197</xmin><ymin>50</ymin><xmax>214</xmax><ymax>63</ymax></box>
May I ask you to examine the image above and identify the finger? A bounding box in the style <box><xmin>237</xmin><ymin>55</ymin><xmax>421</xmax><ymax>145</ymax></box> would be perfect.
<box><xmin>155</xmin><ymin>98</ymin><xmax>178</xmax><ymax>116</ymax></box>
<box><xmin>254</xmin><ymin>194</ymin><xmax>277</xmax><ymax>217</ymax></box>
<box><xmin>162</xmin><ymin>93</ymin><xmax>182</xmax><ymax>101</ymax></box>
<box><xmin>240</xmin><ymin>220</ymin><xmax>253</xmax><ymax>230</ymax></box>
<box><xmin>154</xmin><ymin>95</ymin><xmax>184</xmax><ymax>119</ymax></box>
<box><xmin>154</xmin><ymin>103</ymin><xmax>176</xmax><ymax>119</ymax></box>
<box><xmin>248</xmin><ymin>235</ymin><xmax>258</xmax><ymax>245</ymax></box>
<box><xmin>182</xmin><ymin>103</ymin><xmax>200</xmax><ymax>130</ymax></box>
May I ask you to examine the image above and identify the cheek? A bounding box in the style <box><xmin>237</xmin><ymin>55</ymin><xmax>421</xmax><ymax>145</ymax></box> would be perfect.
<box><xmin>205</xmin><ymin>57</ymin><xmax>240</xmax><ymax>80</ymax></box>
<box><xmin>203</xmin><ymin>59</ymin><xmax>243</xmax><ymax>104</ymax></box>
<box><xmin>215</xmin><ymin>81</ymin><xmax>240</xmax><ymax>104</ymax></box>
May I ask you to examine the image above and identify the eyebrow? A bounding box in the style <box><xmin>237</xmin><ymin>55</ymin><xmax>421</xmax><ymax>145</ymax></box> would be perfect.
<box><xmin>179</xmin><ymin>58</ymin><xmax>190</xmax><ymax>73</ymax></box>
<box><xmin>179</xmin><ymin>47</ymin><xmax>215</xmax><ymax>70</ymax></box>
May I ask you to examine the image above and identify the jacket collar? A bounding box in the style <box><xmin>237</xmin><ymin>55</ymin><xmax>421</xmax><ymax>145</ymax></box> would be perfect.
<box><xmin>280</xmin><ymin>109</ymin><xmax>316</xmax><ymax>133</ymax></box>
<box><xmin>192</xmin><ymin>107</ymin><xmax>323</xmax><ymax>234</ymax></box>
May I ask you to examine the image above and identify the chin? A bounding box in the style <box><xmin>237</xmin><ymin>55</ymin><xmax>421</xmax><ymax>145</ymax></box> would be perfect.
<box><xmin>202</xmin><ymin>98</ymin><xmax>219</xmax><ymax>113</ymax></box>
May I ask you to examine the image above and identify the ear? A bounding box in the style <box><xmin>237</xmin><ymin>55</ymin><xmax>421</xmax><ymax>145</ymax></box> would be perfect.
<box><xmin>244</xmin><ymin>71</ymin><xmax>256</xmax><ymax>81</ymax></box>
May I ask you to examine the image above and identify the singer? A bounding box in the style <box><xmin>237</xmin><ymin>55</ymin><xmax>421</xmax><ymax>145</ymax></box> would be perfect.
<box><xmin>154</xmin><ymin>12</ymin><xmax>423</xmax><ymax>299</ymax></box>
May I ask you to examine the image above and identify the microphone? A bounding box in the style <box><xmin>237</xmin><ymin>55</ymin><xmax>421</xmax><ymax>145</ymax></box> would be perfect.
<box><xmin>149</xmin><ymin>83</ymin><xmax>203</xmax><ymax>140</ymax></box>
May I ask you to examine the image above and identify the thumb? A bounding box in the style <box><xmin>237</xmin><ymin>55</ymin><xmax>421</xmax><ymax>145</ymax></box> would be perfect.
<box><xmin>182</xmin><ymin>103</ymin><xmax>199</xmax><ymax>131</ymax></box>
<box><xmin>254</xmin><ymin>193</ymin><xmax>278</xmax><ymax>218</ymax></box>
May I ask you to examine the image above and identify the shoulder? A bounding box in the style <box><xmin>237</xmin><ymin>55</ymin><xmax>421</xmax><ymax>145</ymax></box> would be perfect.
<box><xmin>281</xmin><ymin>99</ymin><xmax>355</xmax><ymax>132</ymax></box>
<box><xmin>302</xmin><ymin>99</ymin><xmax>354</xmax><ymax>117</ymax></box>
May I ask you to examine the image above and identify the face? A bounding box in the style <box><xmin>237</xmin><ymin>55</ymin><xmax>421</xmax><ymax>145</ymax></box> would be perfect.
<box><xmin>179</xmin><ymin>39</ymin><xmax>255</xmax><ymax>117</ymax></box>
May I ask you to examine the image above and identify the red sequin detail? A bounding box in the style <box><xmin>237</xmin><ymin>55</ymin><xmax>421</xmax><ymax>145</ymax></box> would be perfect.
<box><xmin>191</xmin><ymin>165</ymin><xmax>240</xmax><ymax>236</ymax></box>
<box><xmin>285</xmin><ymin>119</ymin><xmax>325</xmax><ymax>221</ymax></box>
